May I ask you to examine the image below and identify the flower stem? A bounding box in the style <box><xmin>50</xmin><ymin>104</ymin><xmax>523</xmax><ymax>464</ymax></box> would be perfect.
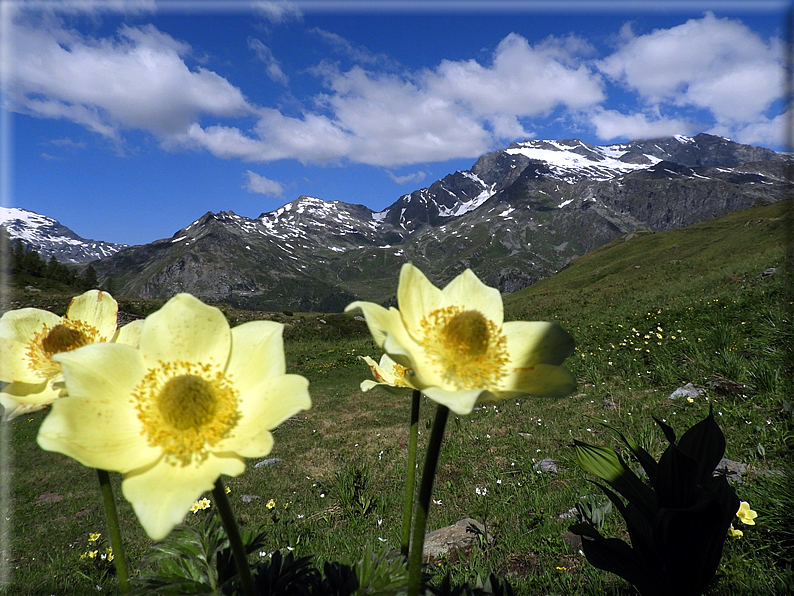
<box><xmin>95</xmin><ymin>469</ymin><xmax>130</xmax><ymax>594</ymax></box>
<box><xmin>401</xmin><ymin>389</ymin><xmax>422</xmax><ymax>558</ymax></box>
<box><xmin>407</xmin><ymin>403</ymin><xmax>449</xmax><ymax>596</ymax></box>
<box><xmin>212</xmin><ymin>479</ymin><xmax>255</xmax><ymax>596</ymax></box>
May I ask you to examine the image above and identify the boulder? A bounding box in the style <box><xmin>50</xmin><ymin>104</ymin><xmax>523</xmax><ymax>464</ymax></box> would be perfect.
<box><xmin>422</xmin><ymin>518</ymin><xmax>492</xmax><ymax>563</ymax></box>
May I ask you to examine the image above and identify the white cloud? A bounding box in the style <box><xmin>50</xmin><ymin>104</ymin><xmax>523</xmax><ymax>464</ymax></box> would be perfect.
<box><xmin>243</xmin><ymin>170</ymin><xmax>285</xmax><ymax>196</ymax></box>
<box><xmin>598</xmin><ymin>13</ymin><xmax>782</xmax><ymax>124</ymax></box>
<box><xmin>309</xmin><ymin>28</ymin><xmax>400</xmax><ymax>69</ymax></box>
<box><xmin>181</xmin><ymin>32</ymin><xmax>605</xmax><ymax>167</ymax></box>
<box><xmin>4</xmin><ymin>16</ymin><xmax>253</xmax><ymax>140</ymax></box>
<box><xmin>426</xmin><ymin>33</ymin><xmax>603</xmax><ymax>120</ymax></box>
<box><xmin>248</xmin><ymin>38</ymin><xmax>289</xmax><ymax>85</ymax></box>
<box><xmin>5</xmin><ymin>10</ymin><xmax>786</xmax><ymax>173</ymax></box>
<box><xmin>387</xmin><ymin>170</ymin><xmax>427</xmax><ymax>185</ymax></box>
<box><xmin>710</xmin><ymin>112</ymin><xmax>790</xmax><ymax>150</ymax></box>
<box><xmin>254</xmin><ymin>1</ymin><xmax>302</xmax><ymax>24</ymax></box>
<box><xmin>589</xmin><ymin>108</ymin><xmax>698</xmax><ymax>141</ymax></box>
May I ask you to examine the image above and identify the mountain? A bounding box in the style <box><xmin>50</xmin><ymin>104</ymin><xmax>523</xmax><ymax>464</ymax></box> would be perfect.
<box><xmin>81</xmin><ymin>134</ymin><xmax>794</xmax><ymax>310</ymax></box>
<box><xmin>0</xmin><ymin>207</ymin><xmax>126</xmax><ymax>264</ymax></box>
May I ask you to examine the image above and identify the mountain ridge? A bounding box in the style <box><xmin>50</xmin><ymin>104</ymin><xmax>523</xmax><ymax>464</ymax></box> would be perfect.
<box><xmin>5</xmin><ymin>133</ymin><xmax>789</xmax><ymax>311</ymax></box>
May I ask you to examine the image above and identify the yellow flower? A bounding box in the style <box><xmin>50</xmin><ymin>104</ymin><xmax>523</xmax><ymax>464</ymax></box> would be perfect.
<box><xmin>359</xmin><ymin>354</ymin><xmax>416</xmax><ymax>394</ymax></box>
<box><xmin>266</xmin><ymin>498</ymin><xmax>276</xmax><ymax>510</ymax></box>
<box><xmin>728</xmin><ymin>524</ymin><xmax>743</xmax><ymax>539</ymax></box>
<box><xmin>190</xmin><ymin>497</ymin><xmax>211</xmax><ymax>513</ymax></box>
<box><xmin>736</xmin><ymin>501</ymin><xmax>758</xmax><ymax>525</ymax></box>
<box><xmin>346</xmin><ymin>264</ymin><xmax>575</xmax><ymax>415</ymax></box>
<box><xmin>88</xmin><ymin>532</ymin><xmax>101</xmax><ymax>542</ymax></box>
<box><xmin>37</xmin><ymin>293</ymin><xmax>311</xmax><ymax>540</ymax></box>
<box><xmin>0</xmin><ymin>290</ymin><xmax>136</xmax><ymax>420</ymax></box>
<box><xmin>225</xmin><ymin>486</ymin><xmax>231</xmax><ymax>494</ymax></box>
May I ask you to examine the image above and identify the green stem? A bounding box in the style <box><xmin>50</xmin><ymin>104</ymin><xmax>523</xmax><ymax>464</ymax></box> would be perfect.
<box><xmin>400</xmin><ymin>389</ymin><xmax>422</xmax><ymax>558</ymax></box>
<box><xmin>407</xmin><ymin>404</ymin><xmax>450</xmax><ymax>596</ymax></box>
<box><xmin>95</xmin><ymin>469</ymin><xmax>130</xmax><ymax>594</ymax></box>
<box><xmin>212</xmin><ymin>479</ymin><xmax>255</xmax><ymax>596</ymax></box>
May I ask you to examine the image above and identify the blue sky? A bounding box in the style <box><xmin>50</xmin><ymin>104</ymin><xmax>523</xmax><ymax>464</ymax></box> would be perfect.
<box><xmin>1</xmin><ymin>1</ymin><xmax>789</xmax><ymax>246</ymax></box>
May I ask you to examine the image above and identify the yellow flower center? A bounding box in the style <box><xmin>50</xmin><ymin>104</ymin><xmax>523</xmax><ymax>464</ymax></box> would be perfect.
<box><xmin>27</xmin><ymin>319</ymin><xmax>102</xmax><ymax>378</ymax></box>
<box><xmin>132</xmin><ymin>361</ymin><xmax>240</xmax><ymax>465</ymax></box>
<box><xmin>391</xmin><ymin>362</ymin><xmax>410</xmax><ymax>387</ymax></box>
<box><xmin>420</xmin><ymin>306</ymin><xmax>508</xmax><ymax>389</ymax></box>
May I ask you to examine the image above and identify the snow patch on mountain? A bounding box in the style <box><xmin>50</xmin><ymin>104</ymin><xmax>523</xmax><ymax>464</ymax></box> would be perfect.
<box><xmin>1</xmin><ymin>206</ymin><xmax>126</xmax><ymax>263</ymax></box>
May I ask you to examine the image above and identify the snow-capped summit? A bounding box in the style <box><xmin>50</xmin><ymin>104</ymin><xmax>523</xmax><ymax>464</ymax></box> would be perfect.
<box><xmin>0</xmin><ymin>206</ymin><xmax>126</xmax><ymax>263</ymax></box>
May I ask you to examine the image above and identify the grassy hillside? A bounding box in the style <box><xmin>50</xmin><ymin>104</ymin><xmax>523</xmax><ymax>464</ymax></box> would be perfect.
<box><xmin>3</xmin><ymin>200</ymin><xmax>792</xmax><ymax>595</ymax></box>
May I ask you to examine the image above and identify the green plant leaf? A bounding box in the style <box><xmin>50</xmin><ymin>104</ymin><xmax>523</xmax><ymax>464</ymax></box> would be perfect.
<box><xmin>573</xmin><ymin>440</ymin><xmax>657</xmax><ymax>519</ymax></box>
<box><xmin>675</xmin><ymin>406</ymin><xmax>726</xmax><ymax>484</ymax></box>
<box><xmin>653</xmin><ymin>416</ymin><xmax>677</xmax><ymax>446</ymax></box>
<box><xmin>579</xmin><ymin>537</ymin><xmax>666</xmax><ymax>596</ymax></box>
<box><xmin>599</xmin><ymin>420</ymin><xmax>658</xmax><ymax>484</ymax></box>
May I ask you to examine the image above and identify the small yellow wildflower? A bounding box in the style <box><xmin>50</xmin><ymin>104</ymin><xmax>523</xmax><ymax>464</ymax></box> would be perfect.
<box><xmin>88</xmin><ymin>532</ymin><xmax>101</xmax><ymax>542</ymax></box>
<box><xmin>736</xmin><ymin>501</ymin><xmax>758</xmax><ymax>525</ymax></box>
<box><xmin>225</xmin><ymin>486</ymin><xmax>231</xmax><ymax>494</ymax></box>
<box><xmin>87</xmin><ymin>550</ymin><xmax>98</xmax><ymax>559</ymax></box>
<box><xmin>190</xmin><ymin>497</ymin><xmax>211</xmax><ymax>513</ymax></box>
<box><xmin>266</xmin><ymin>499</ymin><xmax>276</xmax><ymax>510</ymax></box>
<box><xmin>728</xmin><ymin>524</ymin><xmax>743</xmax><ymax>539</ymax></box>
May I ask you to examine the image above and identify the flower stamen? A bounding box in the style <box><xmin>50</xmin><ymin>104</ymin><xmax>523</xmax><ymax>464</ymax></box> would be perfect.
<box><xmin>132</xmin><ymin>361</ymin><xmax>240</xmax><ymax>465</ymax></box>
<box><xmin>26</xmin><ymin>319</ymin><xmax>102</xmax><ymax>378</ymax></box>
<box><xmin>420</xmin><ymin>306</ymin><xmax>508</xmax><ymax>389</ymax></box>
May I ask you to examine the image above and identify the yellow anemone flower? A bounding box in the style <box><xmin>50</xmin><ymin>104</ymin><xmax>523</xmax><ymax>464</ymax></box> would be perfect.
<box><xmin>727</xmin><ymin>524</ymin><xmax>743</xmax><ymax>538</ymax></box>
<box><xmin>346</xmin><ymin>264</ymin><xmax>576</xmax><ymax>415</ymax></box>
<box><xmin>736</xmin><ymin>501</ymin><xmax>758</xmax><ymax>525</ymax></box>
<box><xmin>0</xmin><ymin>290</ymin><xmax>127</xmax><ymax>420</ymax></box>
<box><xmin>360</xmin><ymin>354</ymin><xmax>416</xmax><ymax>394</ymax></box>
<box><xmin>37</xmin><ymin>293</ymin><xmax>311</xmax><ymax>540</ymax></box>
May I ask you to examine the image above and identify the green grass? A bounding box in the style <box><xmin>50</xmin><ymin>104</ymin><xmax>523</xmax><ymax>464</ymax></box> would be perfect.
<box><xmin>2</xmin><ymin>199</ymin><xmax>793</xmax><ymax>594</ymax></box>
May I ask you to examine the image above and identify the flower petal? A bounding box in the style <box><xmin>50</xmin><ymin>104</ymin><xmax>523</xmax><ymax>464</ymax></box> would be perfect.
<box><xmin>218</xmin><ymin>374</ymin><xmax>310</xmax><ymax>458</ymax></box>
<box><xmin>422</xmin><ymin>386</ymin><xmax>486</xmax><ymax>416</ymax></box>
<box><xmin>1</xmin><ymin>381</ymin><xmax>57</xmax><ymax>420</ymax></box>
<box><xmin>113</xmin><ymin>320</ymin><xmax>144</xmax><ymax>346</ymax></box>
<box><xmin>345</xmin><ymin>301</ymin><xmax>401</xmax><ymax>349</ymax></box>
<box><xmin>226</xmin><ymin>321</ymin><xmax>286</xmax><ymax>394</ymax></box>
<box><xmin>0</xmin><ymin>337</ymin><xmax>46</xmax><ymax>383</ymax></box>
<box><xmin>498</xmin><ymin>363</ymin><xmax>577</xmax><ymax>398</ymax></box>
<box><xmin>503</xmin><ymin>321</ymin><xmax>576</xmax><ymax>366</ymax></box>
<box><xmin>37</xmin><ymin>343</ymin><xmax>159</xmax><ymax>472</ymax></box>
<box><xmin>66</xmin><ymin>290</ymin><xmax>118</xmax><ymax>339</ymax></box>
<box><xmin>140</xmin><ymin>294</ymin><xmax>231</xmax><ymax>369</ymax></box>
<box><xmin>122</xmin><ymin>454</ymin><xmax>245</xmax><ymax>540</ymax></box>
<box><xmin>0</xmin><ymin>308</ymin><xmax>59</xmax><ymax>343</ymax></box>
<box><xmin>442</xmin><ymin>269</ymin><xmax>504</xmax><ymax>324</ymax></box>
<box><xmin>397</xmin><ymin>264</ymin><xmax>444</xmax><ymax>339</ymax></box>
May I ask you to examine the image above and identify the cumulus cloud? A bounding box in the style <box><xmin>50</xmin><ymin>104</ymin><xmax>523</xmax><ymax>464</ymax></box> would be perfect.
<box><xmin>4</xmin><ymin>16</ymin><xmax>253</xmax><ymax>142</ymax></box>
<box><xmin>5</xmin><ymin>9</ymin><xmax>785</xmax><ymax>172</ymax></box>
<box><xmin>598</xmin><ymin>13</ymin><xmax>782</xmax><ymax>124</ymax></box>
<box><xmin>589</xmin><ymin>108</ymin><xmax>699</xmax><ymax>141</ymax></box>
<box><xmin>175</xmin><ymin>32</ymin><xmax>606</xmax><ymax>166</ymax></box>
<box><xmin>426</xmin><ymin>33</ymin><xmax>604</xmax><ymax>119</ymax></box>
<box><xmin>243</xmin><ymin>170</ymin><xmax>285</xmax><ymax>196</ymax></box>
